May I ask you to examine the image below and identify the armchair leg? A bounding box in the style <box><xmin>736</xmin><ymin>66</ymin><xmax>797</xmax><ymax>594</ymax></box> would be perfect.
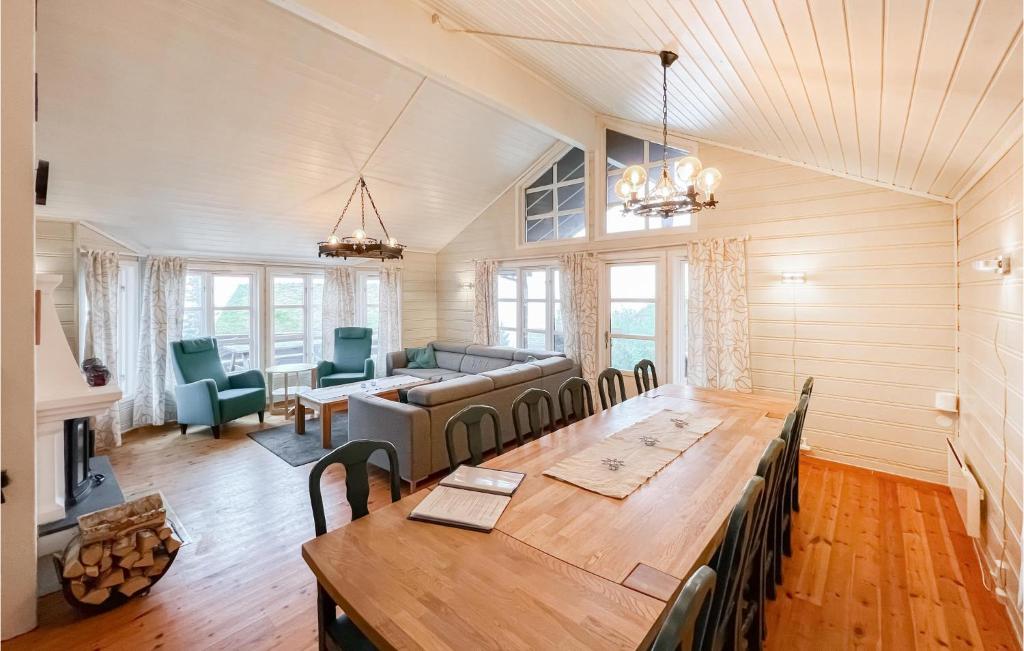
<box><xmin>211</xmin><ymin>425</ymin><xmax>221</xmax><ymax>439</ymax></box>
<box><xmin>258</xmin><ymin>410</ymin><xmax>265</xmax><ymax>423</ymax></box>
<box><xmin>179</xmin><ymin>424</ymin><xmax>188</xmax><ymax>436</ymax></box>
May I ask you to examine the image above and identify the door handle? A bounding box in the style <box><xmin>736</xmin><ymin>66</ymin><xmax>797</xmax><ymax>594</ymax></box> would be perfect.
<box><xmin>604</xmin><ymin>331</ymin><xmax>610</xmax><ymax>348</ymax></box>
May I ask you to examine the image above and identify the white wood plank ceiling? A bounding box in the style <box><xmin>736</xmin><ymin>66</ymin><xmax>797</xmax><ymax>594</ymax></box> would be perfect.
<box><xmin>35</xmin><ymin>0</ymin><xmax>556</xmax><ymax>257</ymax></box>
<box><xmin>426</xmin><ymin>0</ymin><xmax>1023</xmax><ymax>200</ymax></box>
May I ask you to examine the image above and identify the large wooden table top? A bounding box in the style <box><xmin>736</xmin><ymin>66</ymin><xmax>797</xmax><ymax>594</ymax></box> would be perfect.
<box><xmin>302</xmin><ymin>385</ymin><xmax>793</xmax><ymax>650</ymax></box>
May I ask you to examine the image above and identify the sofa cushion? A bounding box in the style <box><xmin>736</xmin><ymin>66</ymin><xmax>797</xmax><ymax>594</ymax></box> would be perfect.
<box><xmin>320</xmin><ymin>372</ymin><xmax>372</xmax><ymax>387</ymax></box>
<box><xmin>512</xmin><ymin>349</ymin><xmax>565</xmax><ymax>362</ymax></box>
<box><xmin>431</xmin><ymin>342</ymin><xmax>468</xmax><ymax>354</ymax></box>
<box><xmin>435</xmin><ymin>350</ymin><xmax>465</xmax><ymax>371</ymax></box>
<box><xmin>217</xmin><ymin>387</ymin><xmax>265</xmax><ymax>422</ymax></box>
<box><xmin>460</xmin><ymin>354</ymin><xmax>512</xmax><ymax>374</ymax></box>
<box><xmin>399</xmin><ymin>368</ymin><xmax>467</xmax><ymax>382</ymax></box>
<box><xmin>405</xmin><ymin>345</ymin><xmax>437</xmax><ymax>369</ymax></box>
<box><xmin>465</xmin><ymin>345</ymin><xmax>517</xmax><ymax>360</ymax></box>
<box><xmin>481</xmin><ymin>363</ymin><xmax>542</xmax><ymax>389</ymax></box>
<box><xmin>406</xmin><ymin>375</ymin><xmax>494</xmax><ymax>407</ymax></box>
<box><xmin>530</xmin><ymin>356</ymin><xmax>574</xmax><ymax>376</ymax></box>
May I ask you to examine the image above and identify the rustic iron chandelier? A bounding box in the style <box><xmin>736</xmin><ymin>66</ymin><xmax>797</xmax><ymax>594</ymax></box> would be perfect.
<box><xmin>613</xmin><ymin>51</ymin><xmax>721</xmax><ymax>218</ymax></box>
<box><xmin>318</xmin><ymin>176</ymin><xmax>404</xmax><ymax>260</ymax></box>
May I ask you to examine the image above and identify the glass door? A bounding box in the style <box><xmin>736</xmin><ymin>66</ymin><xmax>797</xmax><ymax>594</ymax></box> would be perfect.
<box><xmin>603</xmin><ymin>262</ymin><xmax>661</xmax><ymax>378</ymax></box>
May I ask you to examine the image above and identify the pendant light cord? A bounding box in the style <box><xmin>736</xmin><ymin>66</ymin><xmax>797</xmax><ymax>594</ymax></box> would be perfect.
<box><xmin>662</xmin><ymin>61</ymin><xmax>669</xmax><ymax>175</ymax></box>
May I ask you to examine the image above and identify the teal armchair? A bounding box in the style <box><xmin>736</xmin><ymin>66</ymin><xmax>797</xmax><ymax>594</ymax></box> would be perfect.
<box><xmin>317</xmin><ymin>327</ymin><xmax>375</xmax><ymax>387</ymax></box>
<box><xmin>170</xmin><ymin>337</ymin><xmax>266</xmax><ymax>438</ymax></box>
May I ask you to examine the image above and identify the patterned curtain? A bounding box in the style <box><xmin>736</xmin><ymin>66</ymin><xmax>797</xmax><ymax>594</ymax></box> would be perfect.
<box><xmin>83</xmin><ymin>250</ymin><xmax>122</xmax><ymax>448</ymax></box>
<box><xmin>472</xmin><ymin>260</ymin><xmax>498</xmax><ymax>345</ymax></box>
<box><xmin>686</xmin><ymin>237</ymin><xmax>752</xmax><ymax>393</ymax></box>
<box><xmin>322</xmin><ymin>266</ymin><xmax>356</xmax><ymax>360</ymax></box>
<box><xmin>559</xmin><ymin>252</ymin><xmax>599</xmax><ymax>386</ymax></box>
<box><xmin>377</xmin><ymin>265</ymin><xmax>402</xmax><ymax>377</ymax></box>
<box><xmin>133</xmin><ymin>256</ymin><xmax>186</xmax><ymax>427</ymax></box>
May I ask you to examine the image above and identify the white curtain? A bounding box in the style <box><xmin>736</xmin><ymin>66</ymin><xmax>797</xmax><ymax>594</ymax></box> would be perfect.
<box><xmin>133</xmin><ymin>256</ymin><xmax>186</xmax><ymax>427</ymax></box>
<box><xmin>322</xmin><ymin>266</ymin><xmax>357</xmax><ymax>361</ymax></box>
<box><xmin>83</xmin><ymin>250</ymin><xmax>122</xmax><ymax>448</ymax></box>
<box><xmin>559</xmin><ymin>252</ymin><xmax>599</xmax><ymax>386</ymax></box>
<box><xmin>377</xmin><ymin>265</ymin><xmax>402</xmax><ymax>377</ymax></box>
<box><xmin>686</xmin><ymin>237</ymin><xmax>752</xmax><ymax>393</ymax></box>
<box><xmin>472</xmin><ymin>260</ymin><xmax>498</xmax><ymax>345</ymax></box>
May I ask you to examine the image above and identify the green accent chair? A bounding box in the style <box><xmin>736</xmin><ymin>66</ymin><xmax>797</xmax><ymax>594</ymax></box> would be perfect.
<box><xmin>317</xmin><ymin>327</ymin><xmax>375</xmax><ymax>388</ymax></box>
<box><xmin>170</xmin><ymin>337</ymin><xmax>266</xmax><ymax>439</ymax></box>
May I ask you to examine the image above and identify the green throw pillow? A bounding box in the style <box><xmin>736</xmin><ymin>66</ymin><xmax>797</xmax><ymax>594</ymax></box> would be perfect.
<box><xmin>405</xmin><ymin>345</ymin><xmax>436</xmax><ymax>369</ymax></box>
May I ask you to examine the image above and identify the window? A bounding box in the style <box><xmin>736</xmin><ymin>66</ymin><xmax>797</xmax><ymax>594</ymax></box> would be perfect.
<box><xmin>605</xmin><ymin>129</ymin><xmax>692</xmax><ymax>233</ymax></box>
<box><xmin>269</xmin><ymin>273</ymin><xmax>324</xmax><ymax>365</ymax></box>
<box><xmin>356</xmin><ymin>271</ymin><xmax>380</xmax><ymax>357</ymax></box>
<box><xmin>496</xmin><ymin>267</ymin><xmax>563</xmax><ymax>351</ymax></box>
<box><xmin>183</xmin><ymin>271</ymin><xmax>258</xmax><ymax>370</ymax></box>
<box><xmin>606</xmin><ymin>263</ymin><xmax>657</xmax><ymax>370</ymax></box>
<box><xmin>116</xmin><ymin>261</ymin><xmax>139</xmax><ymax>394</ymax></box>
<box><xmin>523</xmin><ymin>147</ymin><xmax>586</xmax><ymax>243</ymax></box>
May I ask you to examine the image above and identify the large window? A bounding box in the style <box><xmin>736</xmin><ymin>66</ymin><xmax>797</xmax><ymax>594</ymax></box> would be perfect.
<box><xmin>497</xmin><ymin>266</ymin><xmax>563</xmax><ymax>351</ymax></box>
<box><xmin>606</xmin><ymin>263</ymin><xmax>657</xmax><ymax>370</ymax></box>
<box><xmin>606</xmin><ymin>129</ymin><xmax>692</xmax><ymax>233</ymax></box>
<box><xmin>183</xmin><ymin>271</ymin><xmax>258</xmax><ymax>370</ymax></box>
<box><xmin>523</xmin><ymin>147</ymin><xmax>586</xmax><ymax>243</ymax></box>
<box><xmin>269</xmin><ymin>273</ymin><xmax>324</xmax><ymax>365</ymax></box>
<box><xmin>356</xmin><ymin>271</ymin><xmax>380</xmax><ymax>357</ymax></box>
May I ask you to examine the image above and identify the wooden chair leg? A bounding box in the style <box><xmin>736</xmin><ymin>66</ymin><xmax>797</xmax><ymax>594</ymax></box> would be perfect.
<box><xmin>211</xmin><ymin>425</ymin><xmax>221</xmax><ymax>439</ymax></box>
<box><xmin>179</xmin><ymin>424</ymin><xmax>187</xmax><ymax>436</ymax></box>
<box><xmin>257</xmin><ymin>410</ymin><xmax>265</xmax><ymax>423</ymax></box>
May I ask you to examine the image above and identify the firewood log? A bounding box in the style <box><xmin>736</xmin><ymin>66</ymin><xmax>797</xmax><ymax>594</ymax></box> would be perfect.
<box><xmin>78</xmin><ymin>494</ymin><xmax>166</xmax><ymax>544</ymax></box>
<box><xmin>163</xmin><ymin>536</ymin><xmax>182</xmax><ymax>554</ymax></box>
<box><xmin>97</xmin><ymin>567</ymin><xmax>125</xmax><ymax>588</ymax></box>
<box><xmin>100</xmin><ymin>554</ymin><xmax>113</xmax><ymax>573</ymax></box>
<box><xmin>156</xmin><ymin>526</ymin><xmax>172</xmax><ymax>540</ymax></box>
<box><xmin>62</xmin><ymin>540</ymin><xmax>85</xmax><ymax>579</ymax></box>
<box><xmin>136</xmin><ymin>530</ymin><xmax>159</xmax><ymax>554</ymax></box>
<box><xmin>80</xmin><ymin>588</ymin><xmax>110</xmax><ymax>605</ymax></box>
<box><xmin>111</xmin><ymin>534</ymin><xmax>135</xmax><ymax>557</ymax></box>
<box><xmin>118</xmin><ymin>575</ymin><xmax>151</xmax><ymax>597</ymax></box>
<box><xmin>118</xmin><ymin>550</ymin><xmax>141</xmax><ymax>569</ymax></box>
<box><xmin>135</xmin><ymin>551</ymin><xmax>154</xmax><ymax>568</ymax></box>
<box><xmin>84</xmin><ymin>565</ymin><xmax>99</xmax><ymax>578</ymax></box>
<box><xmin>144</xmin><ymin>553</ymin><xmax>171</xmax><ymax>577</ymax></box>
<box><xmin>80</xmin><ymin>542</ymin><xmax>103</xmax><ymax>566</ymax></box>
<box><xmin>70</xmin><ymin>580</ymin><xmax>87</xmax><ymax>600</ymax></box>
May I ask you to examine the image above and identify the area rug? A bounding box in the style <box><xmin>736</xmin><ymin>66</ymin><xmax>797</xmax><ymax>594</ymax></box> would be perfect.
<box><xmin>247</xmin><ymin>413</ymin><xmax>349</xmax><ymax>466</ymax></box>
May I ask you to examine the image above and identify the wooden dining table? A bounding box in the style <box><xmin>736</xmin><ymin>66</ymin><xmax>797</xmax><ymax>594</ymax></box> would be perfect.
<box><xmin>302</xmin><ymin>384</ymin><xmax>794</xmax><ymax>650</ymax></box>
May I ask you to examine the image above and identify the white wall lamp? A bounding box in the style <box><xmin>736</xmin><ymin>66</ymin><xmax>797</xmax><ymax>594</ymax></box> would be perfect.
<box><xmin>781</xmin><ymin>271</ymin><xmax>806</xmax><ymax>284</ymax></box>
<box><xmin>972</xmin><ymin>256</ymin><xmax>1011</xmax><ymax>275</ymax></box>
<box><xmin>458</xmin><ymin>281</ymin><xmax>475</xmax><ymax>290</ymax></box>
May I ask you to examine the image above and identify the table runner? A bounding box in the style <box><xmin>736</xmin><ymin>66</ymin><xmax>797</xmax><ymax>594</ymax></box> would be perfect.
<box><xmin>543</xmin><ymin>409</ymin><xmax>723</xmax><ymax>498</ymax></box>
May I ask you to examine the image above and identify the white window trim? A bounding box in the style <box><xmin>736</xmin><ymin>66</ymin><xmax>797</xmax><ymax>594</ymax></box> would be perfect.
<box><xmin>597</xmin><ymin>117</ymin><xmax>701</xmax><ymax>242</ymax></box>
<box><xmin>265</xmin><ymin>269</ymin><xmax>324</xmax><ymax>366</ymax></box>
<box><xmin>515</xmin><ymin>143</ymin><xmax>590</xmax><ymax>251</ymax></box>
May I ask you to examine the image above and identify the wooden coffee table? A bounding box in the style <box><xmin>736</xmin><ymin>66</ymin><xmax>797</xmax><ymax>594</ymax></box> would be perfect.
<box><xmin>294</xmin><ymin>375</ymin><xmax>432</xmax><ymax>449</ymax></box>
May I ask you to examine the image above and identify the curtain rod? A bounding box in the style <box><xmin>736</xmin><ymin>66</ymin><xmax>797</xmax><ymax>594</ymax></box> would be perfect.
<box><xmin>465</xmin><ymin>235</ymin><xmax>750</xmax><ymax>264</ymax></box>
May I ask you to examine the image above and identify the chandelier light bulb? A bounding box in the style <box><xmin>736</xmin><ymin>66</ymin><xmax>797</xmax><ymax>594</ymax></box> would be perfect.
<box><xmin>674</xmin><ymin>156</ymin><xmax>702</xmax><ymax>185</ymax></box>
<box><xmin>623</xmin><ymin>165</ymin><xmax>647</xmax><ymax>188</ymax></box>
<box><xmin>387</xmin><ymin>236</ymin><xmax>398</xmax><ymax>247</ymax></box>
<box><xmin>328</xmin><ymin>234</ymin><xmax>340</xmax><ymax>245</ymax></box>
<box><xmin>697</xmin><ymin>167</ymin><xmax>722</xmax><ymax>194</ymax></box>
<box><xmin>614</xmin><ymin>177</ymin><xmax>635</xmax><ymax>200</ymax></box>
<box><xmin>652</xmin><ymin>170</ymin><xmax>677</xmax><ymax>201</ymax></box>
<box><xmin>352</xmin><ymin>228</ymin><xmax>366</xmax><ymax>241</ymax></box>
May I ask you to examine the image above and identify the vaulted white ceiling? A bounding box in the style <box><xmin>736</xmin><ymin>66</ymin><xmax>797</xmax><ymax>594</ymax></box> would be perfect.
<box><xmin>35</xmin><ymin>0</ymin><xmax>557</xmax><ymax>257</ymax></box>
<box><xmin>426</xmin><ymin>0</ymin><xmax>1023</xmax><ymax>200</ymax></box>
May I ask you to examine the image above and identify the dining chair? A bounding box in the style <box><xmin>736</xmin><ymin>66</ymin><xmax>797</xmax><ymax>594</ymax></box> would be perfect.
<box><xmin>308</xmin><ymin>439</ymin><xmax>401</xmax><ymax>651</ymax></box>
<box><xmin>792</xmin><ymin>379</ymin><xmax>814</xmax><ymax>512</ymax></box>
<box><xmin>650</xmin><ymin>565</ymin><xmax>717</xmax><ymax>651</ymax></box>
<box><xmin>596</xmin><ymin>368</ymin><xmax>628</xmax><ymax>410</ymax></box>
<box><xmin>511</xmin><ymin>387</ymin><xmax>556</xmax><ymax>441</ymax></box>
<box><xmin>743</xmin><ymin>439</ymin><xmax>785</xmax><ymax>648</ymax></box>
<box><xmin>772</xmin><ymin>412</ymin><xmax>798</xmax><ymax>587</ymax></box>
<box><xmin>698</xmin><ymin>476</ymin><xmax>764</xmax><ymax>651</ymax></box>
<box><xmin>633</xmin><ymin>358</ymin><xmax>659</xmax><ymax>394</ymax></box>
<box><xmin>557</xmin><ymin>377</ymin><xmax>595</xmax><ymax>425</ymax></box>
<box><xmin>444</xmin><ymin>404</ymin><xmax>508</xmax><ymax>472</ymax></box>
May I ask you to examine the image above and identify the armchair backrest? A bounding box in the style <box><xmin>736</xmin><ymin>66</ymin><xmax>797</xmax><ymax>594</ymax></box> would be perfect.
<box><xmin>332</xmin><ymin>327</ymin><xmax>373</xmax><ymax>372</ymax></box>
<box><xmin>170</xmin><ymin>337</ymin><xmax>229</xmax><ymax>391</ymax></box>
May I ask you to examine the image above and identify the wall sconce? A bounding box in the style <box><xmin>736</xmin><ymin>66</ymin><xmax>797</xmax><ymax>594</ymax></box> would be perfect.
<box><xmin>781</xmin><ymin>271</ymin><xmax>806</xmax><ymax>284</ymax></box>
<box><xmin>458</xmin><ymin>281</ymin><xmax>474</xmax><ymax>290</ymax></box>
<box><xmin>973</xmin><ymin>256</ymin><xmax>1011</xmax><ymax>275</ymax></box>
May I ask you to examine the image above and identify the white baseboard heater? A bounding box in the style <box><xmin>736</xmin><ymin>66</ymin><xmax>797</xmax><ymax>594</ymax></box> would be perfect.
<box><xmin>947</xmin><ymin>438</ymin><xmax>984</xmax><ymax>538</ymax></box>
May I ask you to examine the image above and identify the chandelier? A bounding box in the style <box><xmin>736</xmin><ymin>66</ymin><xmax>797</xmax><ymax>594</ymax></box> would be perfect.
<box><xmin>318</xmin><ymin>176</ymin><xmax>405</xmax><ymax>260</ymax></box>
<box><xmin>613</xmin><ymin>51</ymin><xmax>722</xmax><ymax>219</ymax></box>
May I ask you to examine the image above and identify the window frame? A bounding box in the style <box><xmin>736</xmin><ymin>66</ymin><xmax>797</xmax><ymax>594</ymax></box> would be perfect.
<box><xmin>515</xmin><ymin>143</ymin><xmax>589</xmax><ymax>250</ymax></box>
<box><xmin>599</xmin><ymin>119</ymin><xmax>701</xmax><ymax>241</ymax></box>
<box><xmin>355</xmin><ymin>269</ymin><xmax>381</xmax><ymax>358</ymax></box>
<box><xmin>182</xmin><ymin>265</ymin><xmax>261</xmax><ymax>370</ymax></box>
<box><xmin>598</xmin><ymin>251</ymin><xmax>670</xmax><ymax>382</ymax></box>
<box><xmin>496</xmin><ymin>264</ymin><xmax>563</xmax><ymax>352</ymax></box>
<box><xmin>266</xmin><ymin>270</ymin><xmax>324</xmax><ymax>366</ymax></box>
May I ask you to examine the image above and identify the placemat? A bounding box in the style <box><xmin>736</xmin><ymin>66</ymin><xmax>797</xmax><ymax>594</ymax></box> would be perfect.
<box><xmin>543</xmin><ymin>438</ymin><xmax>680</xmax><ymax>499</ymax></box>
<box><xmin>609</xmin><ymin>408</ymin><xmax>722</xmax><ymax>452</ymax></box>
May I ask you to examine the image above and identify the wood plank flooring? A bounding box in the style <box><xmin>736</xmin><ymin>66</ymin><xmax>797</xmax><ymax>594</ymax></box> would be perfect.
<box><xmin>6</xmin><ymin>415</ymin><xmax>1019</xmax><ymax>650</ymax></box>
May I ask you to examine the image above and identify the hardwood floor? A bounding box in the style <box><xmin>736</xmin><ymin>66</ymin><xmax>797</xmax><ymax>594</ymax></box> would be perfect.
<box><xmin>7</xmin><ymin>416</ymin><xmax>1019</xmax><ymax>650</ymax></box>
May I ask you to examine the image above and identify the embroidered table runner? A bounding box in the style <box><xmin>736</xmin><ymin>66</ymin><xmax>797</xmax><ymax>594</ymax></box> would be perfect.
<box><xmin>543</xmin><ymin>409</ymin><xmax>724</xmax><ymax>499</ymax></box>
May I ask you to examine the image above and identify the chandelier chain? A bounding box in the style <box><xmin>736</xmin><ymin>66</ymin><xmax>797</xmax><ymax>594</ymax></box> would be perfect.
<box><xmin>661</xmin><ymin>62</ymin><xmax>669</xmax><ymax>174</ymax></box>
<box><xmin>329</xmin><ymin>178</ymin><xmax>362</xmax><ymax>237</ymax></box>
<box><xmin>363</xmin><ymin>182</ymin><xmax>392</xmax><ymax>242</ymax></box>
<box><xmin>359</xmin><ymin>179</ymin><xmax>367</xmax><ymax>232</ymax></box>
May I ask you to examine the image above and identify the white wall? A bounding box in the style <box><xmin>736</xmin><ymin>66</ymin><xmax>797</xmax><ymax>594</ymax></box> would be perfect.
<box><xmin>955</xmin><ymin>139</ymin><xmax>1023</xmax><ymax>631</ymax></box>
<box><xmin>437</xmin><ymin>141</ymin><xmax>957</xmax><ymax>484</ymax></box>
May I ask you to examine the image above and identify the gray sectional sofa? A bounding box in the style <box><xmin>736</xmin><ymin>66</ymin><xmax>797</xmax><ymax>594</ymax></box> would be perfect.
<box><xmin>348</xmin><ymin>342</ymin><xmax>579</xmax><ymax>489</ymax></box>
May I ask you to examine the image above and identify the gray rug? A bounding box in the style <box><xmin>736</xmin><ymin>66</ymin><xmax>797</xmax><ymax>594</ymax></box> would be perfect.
<box><xmin>247</xmin><ymin>414</ymin><xmax>349</xmax><ymax>466</ymax></box>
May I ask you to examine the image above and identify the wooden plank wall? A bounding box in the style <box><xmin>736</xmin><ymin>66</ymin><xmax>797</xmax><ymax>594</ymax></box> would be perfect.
<box><xmin>955</xmin><ymin>139</ymin><xmax>1023</xmax><ymax>632</ymax></box>
<box><xmin>436</xmin><ymin>143</ymin><xmax>957</xmax><ymax>484</ymax></box>
<box><xmin>400</xmin><ymin>251</ymin><xmax>437</xmax><ymax>347</ymax></box>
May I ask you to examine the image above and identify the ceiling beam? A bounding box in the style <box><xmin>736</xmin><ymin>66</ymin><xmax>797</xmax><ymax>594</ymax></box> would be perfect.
<box><xmin>266</xmin><ymin>0</ymin><xmax>597</xmax><ymax>149</ymax></box>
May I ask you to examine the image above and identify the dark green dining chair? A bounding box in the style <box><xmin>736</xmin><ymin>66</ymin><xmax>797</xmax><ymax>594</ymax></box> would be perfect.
<box><xmin>650</xmin><ymin>565</ymin><xmax>717</xmax><ymax>651</ymax></box>
<box><xmin>512</xmin><ymin>387</ymin><xmax>556</xmax><ymax>441</ymax></box>
<box><xmin>597</xmin><ymin>367</ymin><xmax>628</xmax><ymax>410</ymax></box>
<box><xmin>792</xmin><ymin>378</ymin><xmax>814</xmax><ymax>512</ymax></box>
<box><xmin>772</xmin><ymin>413</ymin><xmax>798</xmax><ymax>587</ymax></box>
<box><xmin>308</xmin><ymin>440</ymin><xmax>401</xmax><ymax>651</ymax></box>
<box><xmin>743</xmin><ymin>439</ymin><xmax>785</xmax><ymax>648</ymax></box>
<box><xmin>699</xmin><ymin>476</ymin><xmax>764</xmax><ymax>651</ymax></box>
<box><xmin>633</xmin><ymin>359</ymin><xmax>659</xmax><ymax>394</ymax></box>
<box><xmin>557</xmin><ymin>377</ymin><xmax>595</xmax><ymax>425</ymax></box>
<box><xmin>444</xmin><ymin>405</ymin><xmax>509</xmax><ymax>472</ymax></box>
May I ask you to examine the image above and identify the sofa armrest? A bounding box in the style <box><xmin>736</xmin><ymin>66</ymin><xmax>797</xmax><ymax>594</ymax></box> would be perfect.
<box><xmin>316</xmin><ymin>360</ymin><xmax>335</xmax><ymax>386</ymax></box>
<box><xmin>386</xmin><ymin>351</ymin><xmax>407</xmax><ymax>376</ymax></box>
<box><xmin>174</xmin><ymin>379</ymin><xmax>221</xmax><ymax>425</ymax></box>
<box><xmin>228</xmin><ymin>368</ymin><xmax>266</xmax><ymax>390</ymax></box>
<box><xmin>348</xmin><ymin>393</ymin><xmax>431</xmax><ymax>484</ymax></box>
<box><xmin>364</xmin><ymin>357</ymin><xmax>376</xmax><ymax>379</ymax></box>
